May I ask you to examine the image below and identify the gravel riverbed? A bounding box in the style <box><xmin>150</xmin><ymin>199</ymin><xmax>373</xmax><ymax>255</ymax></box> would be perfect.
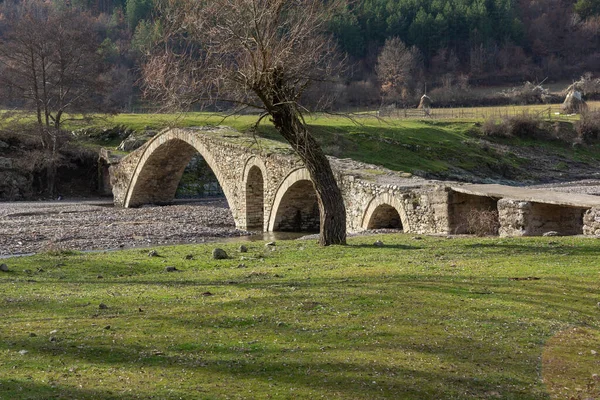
<box><xmin>2</xmin><ymin>180</ymin><xmax>600</xmax><ymax>256</ymax></box>
<box><xmin>0</xmin><ymin>199</ymin><xmax>249</xmax><ymax>256</ymax></box>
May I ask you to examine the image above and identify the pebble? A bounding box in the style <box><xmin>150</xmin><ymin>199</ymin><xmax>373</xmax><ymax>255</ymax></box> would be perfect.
<box><xmin>373</xmin><ymin>240</ymin><xmax>384</xmax><ymax>247</ymax></box>
<box><xmin>239</xmin><ymin>245</ymin><xmax>248</xmax><ymax>253</ymax></box>
<box><xmin>212</xmin><ymin>248</ymin><xmax>228</xmax><ymax>260</ymax></box>
<box><xmin>18</xmin><ymin>350</ymin><xmax>28</xmax><ymax>355</ymax></box>
<box><xmin>0</xmin><ymin>264</ymin><xmax>8</xmax><ymax>272</ymax></box>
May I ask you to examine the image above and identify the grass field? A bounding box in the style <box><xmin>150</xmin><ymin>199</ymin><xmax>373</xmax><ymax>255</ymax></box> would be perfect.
<box><xmin>1</xmin><ymin>235</ymin><xmax>599</xmax><ymax>399</ymax></box>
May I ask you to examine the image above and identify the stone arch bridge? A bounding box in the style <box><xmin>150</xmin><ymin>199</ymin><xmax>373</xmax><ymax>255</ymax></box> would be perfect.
<box><xmin>109</xmin><ymin>127</ymin><xmax>600</xmax><ymax>237</ymax></box>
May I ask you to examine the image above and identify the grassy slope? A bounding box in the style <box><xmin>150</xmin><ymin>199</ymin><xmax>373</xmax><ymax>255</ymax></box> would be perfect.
<box><xmin>1</xmin><ymin>235</ymin><xmax>599</xmax><ymax>399</ymax></box>
<box><xmin>82</xmin><ymin>111</ymin><xmax>600</xmax><ymax>183</ymax></box>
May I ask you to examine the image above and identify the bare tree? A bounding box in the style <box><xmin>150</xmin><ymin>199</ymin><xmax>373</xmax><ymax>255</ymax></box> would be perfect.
<box><xmin>376</xmin><ymin>37</ymin><xmax>422</xmax><ymax>105</ymax></box>
<box><xmin>0</xmin><ymin>2</ymin><xmax>111</xmax><ymax>195</ymax></box>
<box><xmin>142</xmin><ymin>0</ymin><xmax>347</xmax><ymax>245</ymax></box>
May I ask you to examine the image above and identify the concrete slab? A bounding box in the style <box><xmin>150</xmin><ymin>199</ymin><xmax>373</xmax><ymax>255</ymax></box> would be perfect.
<box><xmin>450</xmin><ymin>184</ymin><xmax>600</xmax><ymax>208</ymax></box>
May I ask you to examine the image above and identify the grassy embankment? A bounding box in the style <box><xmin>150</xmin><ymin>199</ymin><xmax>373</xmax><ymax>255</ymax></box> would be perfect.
<box><xmin>1</xmin><ymin>235</ymin><xmax>599</xmax><ymax>399</ymax></box>
<box><xmin>91</xmin><ymin>107</ymin><xmax>600</xmax><ymax>182</ymax></box>
<box><xmin>6</xmin><ymin>101</ymin><xmax>600</xmax><ymax>181</ymax></box>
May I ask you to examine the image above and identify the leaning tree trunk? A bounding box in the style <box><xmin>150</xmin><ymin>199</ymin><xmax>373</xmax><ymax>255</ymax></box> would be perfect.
<box><xmin>270</xmin><ymin>104</ymin><xmax>346</xmax><ymax>246</ymax></box>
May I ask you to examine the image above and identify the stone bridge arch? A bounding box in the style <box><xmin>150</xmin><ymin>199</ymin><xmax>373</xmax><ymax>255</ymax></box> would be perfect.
<box><xmin>242</xmin><ymin>156</ymin><xmax>268</xmax><ymax>230</ymax></box>
<box><xmin>361</xmin><ymin>193</ymin><xmax>410</xmax><ymax>232</ymax></box>
<box><xmin>123</xmin><ymin>129</ymin><xmax>236</xmax><ymax>210</ymax></box>
<box><xmin>267</xmin><ymin>168</ymin><xmax>320</xmax><ymax>232</ymax></box>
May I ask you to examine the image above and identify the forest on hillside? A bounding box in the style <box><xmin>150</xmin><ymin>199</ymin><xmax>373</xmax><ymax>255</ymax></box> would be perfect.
<box><xmin>1</xmin><ymin>0</ymin><xmax>600</xmax><ymax>110</ymax></box>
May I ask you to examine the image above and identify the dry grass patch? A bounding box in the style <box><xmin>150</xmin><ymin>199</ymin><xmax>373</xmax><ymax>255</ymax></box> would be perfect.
<box><xmin>542</xmin><ymin>327</ymin><xmax>600</xmax><ymax>399</ymax></box>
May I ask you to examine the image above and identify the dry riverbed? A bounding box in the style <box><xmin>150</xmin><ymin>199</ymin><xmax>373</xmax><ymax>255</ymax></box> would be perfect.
<box><xmin>0</xmin><ymin>199</ymin><xmax>247</xmax><ymax>256</ymax></box>
<box><xmin>2</xmin><ymin>179</ymin><xmax>600</xmax><ymax>256</ymax></box>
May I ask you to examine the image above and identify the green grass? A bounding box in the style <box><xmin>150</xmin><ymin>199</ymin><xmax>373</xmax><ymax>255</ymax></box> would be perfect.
<box><xmin>6</xmin><ymin>105</ymin><xmax>600</xmax><ymax>181</ymax></box>
<box><xmin>1</xmin><ymin>234</ymin><xmax>599</xmax><ymax>399</ymax></box>
<box><xmin>80</xmin><ymin>111</ymin><xmax>598</xmax><ymax>181</ymax></box>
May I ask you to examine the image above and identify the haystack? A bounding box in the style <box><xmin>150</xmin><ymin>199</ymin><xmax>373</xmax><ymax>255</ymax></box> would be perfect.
<box><xmin>561</xmin><ymin>89</ymin><xmax>587</xmax><ymax>114</ymax></box>
<box><xmin>418</xmin><ymin>94</ymin><xmax>432</xmax><ymax>115</ymax></box>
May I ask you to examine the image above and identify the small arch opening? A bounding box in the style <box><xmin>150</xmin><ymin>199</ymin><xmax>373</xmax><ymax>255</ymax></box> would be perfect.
<box><xmin>367</xmin><ymin>204</ymin><xmax>403</xmax><ymax>230</ymax></box>
<box><xmin>273</xmin><ymin>180</ymin><xmax>319</xmax><ymax>232</ymax></box>
<box><xmin>245</xmin><ymin>166</ymin><xmax>264</xmax><ymax>229</ymax></box>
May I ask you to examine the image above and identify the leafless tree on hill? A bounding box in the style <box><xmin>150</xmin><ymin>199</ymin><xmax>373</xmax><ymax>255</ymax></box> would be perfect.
<box><xmin>142</xmin><ymin>0</ymin><xmax>348</xmax><ymax>245</ymax></box>
<box><xmin>376</xmin><ymin>37</ymin><xmax>423</xmax><ymax>106</ymax></box>
<box><xmin>0</xmin><ymin>2</ymin><xmax>112</xmax><ymax>195</ymax></box>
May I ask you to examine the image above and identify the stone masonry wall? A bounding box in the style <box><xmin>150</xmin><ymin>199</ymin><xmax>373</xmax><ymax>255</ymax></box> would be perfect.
<box><xmin>583</xmin><ymin>208</ymin><xmax>600</xmax><ymax>235</ymax></box>
<box><xmin>498</xmin><ymin>199</ymin><xmax>586</xmax><ymax>236</ymax></box>
<box><xmin>340</xmin><ymin>176</ymin><xmax>451</xmax><ymax>234</ymax></box>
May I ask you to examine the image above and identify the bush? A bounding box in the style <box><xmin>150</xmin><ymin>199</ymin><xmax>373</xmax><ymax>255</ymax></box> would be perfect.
<box><xmin>466</xmin><ymin>209</ymin><xmax>500</xmax><ymax>236</ymax></box>
<box><xmin>481</xmin><ymin>113</ymin><xmax>543</xmax><ymax>139</ymax></box>
<box><xmin>575</xmin><ymin>110</ymin><xmax>600</xmax><ymax>143</ymax></box>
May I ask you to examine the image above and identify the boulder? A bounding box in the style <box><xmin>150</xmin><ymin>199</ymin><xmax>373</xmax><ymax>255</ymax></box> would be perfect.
<box><xmin>212</xmin><ymin>248</ymin><xmax>228</xmax><ymax>260</ymax></box>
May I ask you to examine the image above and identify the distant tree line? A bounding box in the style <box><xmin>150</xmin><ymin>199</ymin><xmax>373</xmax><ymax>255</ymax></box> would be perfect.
<box><xmin>1</xmin><ymin>0</ymin><xmax>600</xmax><ymax>111</ymax></box>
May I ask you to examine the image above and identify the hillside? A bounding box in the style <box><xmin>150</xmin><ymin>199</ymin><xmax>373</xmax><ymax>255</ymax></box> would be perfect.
<box><xmin>103</xmin><ymin>112</ymin><xmax>600</xmax><ymax>185</ymax></box>
<box><xmin>88</xmin><ymin>112</ymin><xmax>600</xmax><ymax>185</ymax></box>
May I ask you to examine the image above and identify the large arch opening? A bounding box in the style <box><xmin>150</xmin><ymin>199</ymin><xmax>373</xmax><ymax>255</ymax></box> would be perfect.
<box><xmin>367</xmin><ymin>204</ymin><xmax>403</xmax><ymax>230</ymax></box>
<box><xmin>245</xmin><ymin>165</ymin><xmax>264</xmax><ymax>229</ymax></box>
<box><xmin>126</xmin><ymin>138</ymin><xmax>229</xmax><ymax>208</ymax></box>
<box><xmin>272</xmin><ymin>180</ymin><xmax>320</xmax><ymax>232</ymax></box>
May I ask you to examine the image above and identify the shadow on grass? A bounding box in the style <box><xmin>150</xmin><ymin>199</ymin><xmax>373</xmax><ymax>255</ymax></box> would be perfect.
<box><xmin>0</xmin><ymin>379</ymin><xmax>167</xmax><ymax>400</ymax></box>
<box><xmin>347</xmin><ymin>244</ymin><xmax>423</xmax><ymax>250</ymax></box>
<box><xmin>0</xmin><ymin>333</ymin><xmax>536</xmax><ymax>399</ymax></box>
<box><xmin>463</xmin><ymin>241</ymin><xmax>600</xmax><ymax>256</ymax></box>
